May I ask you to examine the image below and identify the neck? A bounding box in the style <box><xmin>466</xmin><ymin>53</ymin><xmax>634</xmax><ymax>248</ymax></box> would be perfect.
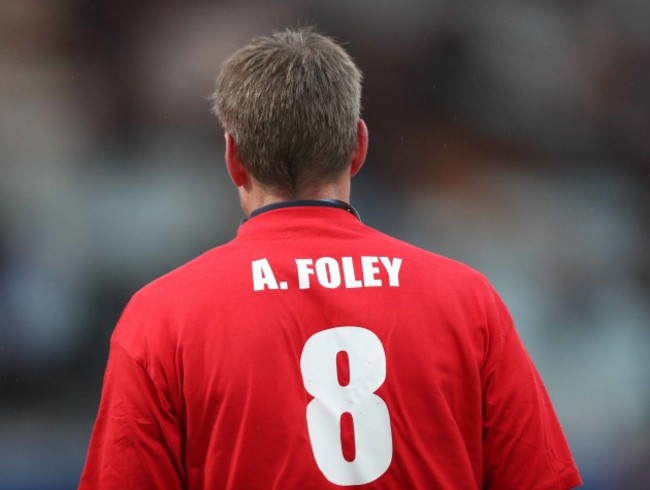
<box><xmin>241</xmin><ymin>177</ymin><xmax>352</xmax><ymax>216</ymax></box>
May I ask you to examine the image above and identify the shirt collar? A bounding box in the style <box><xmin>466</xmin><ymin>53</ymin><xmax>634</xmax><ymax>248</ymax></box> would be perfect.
<box><xmin>241</xmin><ymin>199</ymin><xmax>361</xmax><ymax>224</ymax></box>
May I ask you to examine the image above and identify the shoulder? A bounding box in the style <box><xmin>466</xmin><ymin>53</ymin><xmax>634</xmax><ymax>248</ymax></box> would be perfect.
<box><xmin>111</xmin><ymin>240</ymin><xmax>240</xmax><ymax>349</ymax></box>
<box><xmin>363</xmin><ymin>223</ymin><xmax>491</xmax><ymax>284</ymax></box>
<box><xmin>134</xmin><ymin>238</ymin><xmax>244</xmax><ymax>301</ymax></box>
<box><xmin>361</xmin><ymin>223</ymin><xmax>506</xmax><ymax>318</ymax></box>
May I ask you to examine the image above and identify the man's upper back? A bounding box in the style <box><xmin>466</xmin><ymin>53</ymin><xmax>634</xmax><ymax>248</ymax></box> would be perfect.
<box><xmin>86</xmin><ymin>204</ymin><xmax>580</xmax><ymax>489</ymax></box>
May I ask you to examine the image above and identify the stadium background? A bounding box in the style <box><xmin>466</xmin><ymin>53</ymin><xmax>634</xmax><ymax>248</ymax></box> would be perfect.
<box><xmin>1</xmin><ymin>1</ymin><xmax>648</xmax><ymax>488</ymax></box>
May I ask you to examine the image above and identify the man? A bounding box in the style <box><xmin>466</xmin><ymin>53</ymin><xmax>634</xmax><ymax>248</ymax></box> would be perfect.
<box><xmin>80</xmin><ymin>28</ymin><xmax>582</xmax><ymax>489</ymax></box>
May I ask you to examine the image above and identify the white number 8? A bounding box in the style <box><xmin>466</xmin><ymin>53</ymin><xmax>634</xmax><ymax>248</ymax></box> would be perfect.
<box><xmin>300</xmin><ymin>326</ymin><xmax>393</xmax><ymax>485</ymax></box>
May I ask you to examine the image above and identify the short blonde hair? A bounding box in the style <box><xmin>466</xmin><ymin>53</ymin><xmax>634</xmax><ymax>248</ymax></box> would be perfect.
<box><xmin>212</xmin><ymin>27</ymin><xmax>362</xmax><ymax>196</ymax></box>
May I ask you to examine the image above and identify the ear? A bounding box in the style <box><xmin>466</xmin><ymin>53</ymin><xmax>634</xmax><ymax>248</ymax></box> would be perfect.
<box><xmin>225</xmin><ymin>132</ymin><xmax>248</xmax><ymax>187</ymax></box>
<box><xmin>350</xmin><ymin>119</ymin><xmax>368</xmax><ymax>176</ymax></box>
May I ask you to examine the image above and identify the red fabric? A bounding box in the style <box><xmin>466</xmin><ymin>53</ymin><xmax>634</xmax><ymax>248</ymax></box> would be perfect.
<box><xmin>79</xmin><ymin>206</ymin><xmax>581</xmax><ymax>489</ymax></box>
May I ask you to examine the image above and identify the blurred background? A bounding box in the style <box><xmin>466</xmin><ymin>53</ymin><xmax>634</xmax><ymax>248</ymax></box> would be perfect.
<box><xmin>1</xmin><ymin>0</ymin><xmax>648</xmax><ymax>488</ymax></box>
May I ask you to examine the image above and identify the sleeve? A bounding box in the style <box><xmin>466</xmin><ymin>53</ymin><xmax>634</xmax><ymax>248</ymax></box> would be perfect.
<box><xmin>78</xmin><ymin>341</ymin><xmax>185</xmax><ymax>489</ymax></box>
<box><xmin>481</xmin><ymin>290</ymin><xmax>582</xmax><ymax>490</ymax></box>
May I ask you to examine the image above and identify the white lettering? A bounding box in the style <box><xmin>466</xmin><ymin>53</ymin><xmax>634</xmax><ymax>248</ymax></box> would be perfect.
<box><xmin>361</xmin><ymin>256</ymin><xmax>382</xmax><ymax>287</ymax></box>
<box><xmin>294</xmin><ymin>256</ymin><xmax>403</xmax><ymax>290</ymax></box>
<box><xmin>296</xmin><ymin>259</ymin><xmax>315</xmax><ymax>289</ymax></box>
<box><xmin>315</xmin><ymin>257</ymin><xmax>341</xmax><ymax>288</ymax></box>
<box><xmin>380</xmin><ymin>257</ymin><xmax>402</xmax><ymax>287</ymax></box>
<box><xmin>252</xmin><ymin>259</ymin><xmax>279</xmax><ymax>291</ymax></box>
<box><xmin>341</xmin><ymin>257</ymin><xmax>362</xmax><ymax>288</ymax></box>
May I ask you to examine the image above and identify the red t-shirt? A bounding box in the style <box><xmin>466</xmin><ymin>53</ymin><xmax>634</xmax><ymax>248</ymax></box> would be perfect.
<box><xmin>79</xmin><ymin>204</ymin><xmax>581</xmax><ymax>489</ymax></box>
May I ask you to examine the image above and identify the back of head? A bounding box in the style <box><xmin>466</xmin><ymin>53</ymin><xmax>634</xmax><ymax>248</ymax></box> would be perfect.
<box><xmin>212</xmin><ymin>28</ymin><xmax>363</xmax><ymax>197</ymax></box>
